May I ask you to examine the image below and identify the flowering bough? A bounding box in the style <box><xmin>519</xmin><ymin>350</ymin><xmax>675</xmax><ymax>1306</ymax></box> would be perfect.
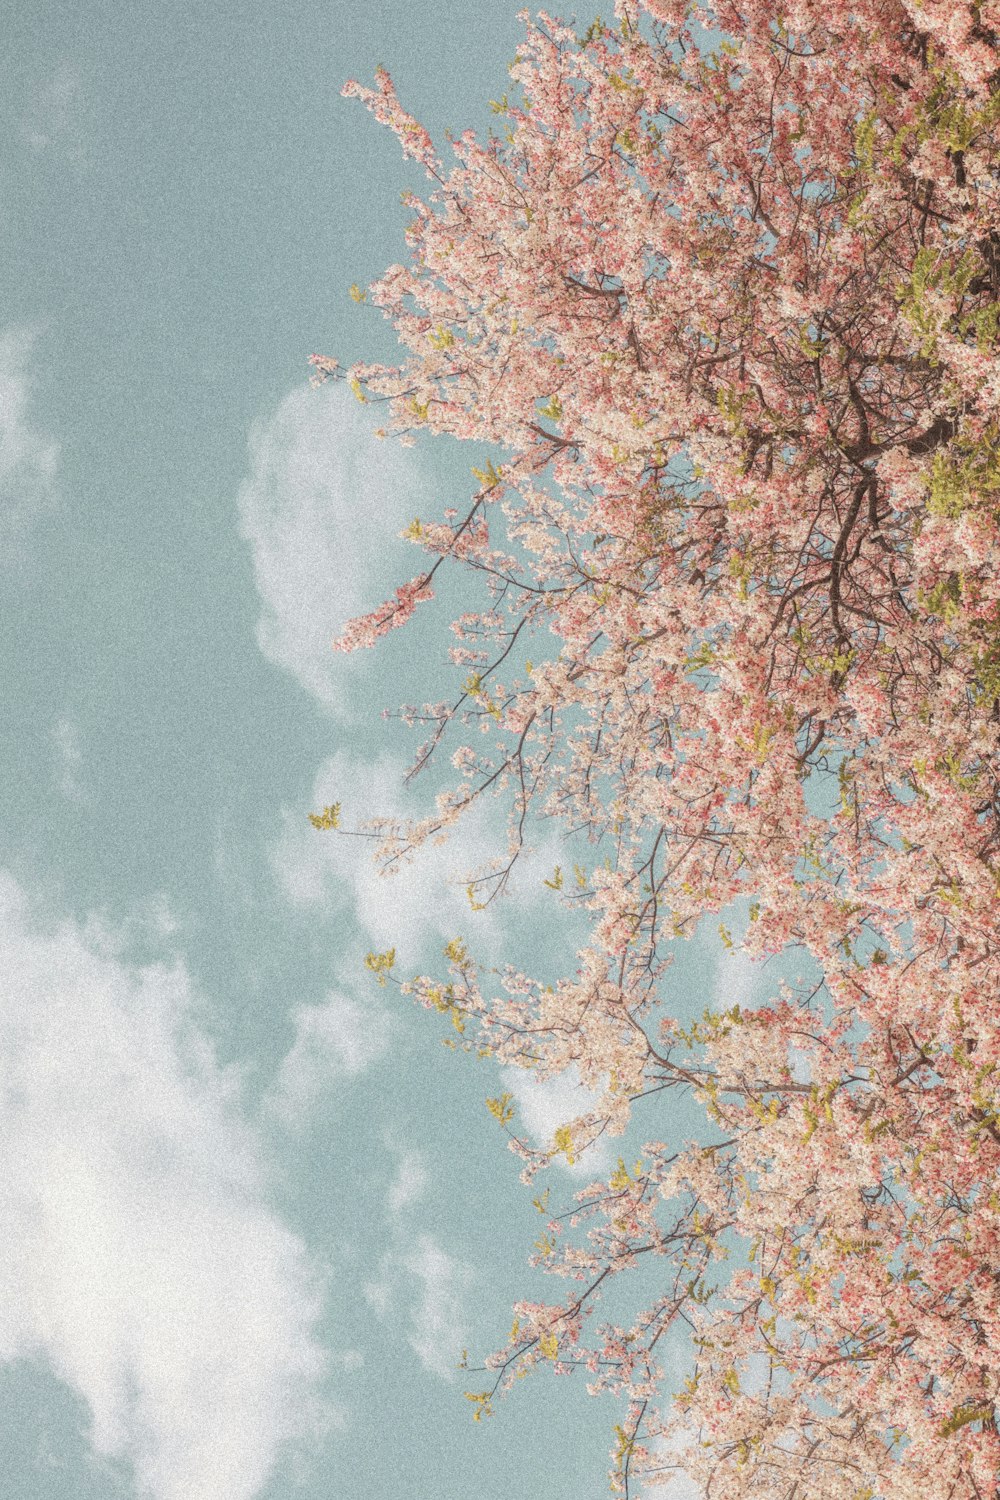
<box><xmin>319</xmin><ymin>3</ymin><xmax>1000</xmax><ymax>1496</ymax></box>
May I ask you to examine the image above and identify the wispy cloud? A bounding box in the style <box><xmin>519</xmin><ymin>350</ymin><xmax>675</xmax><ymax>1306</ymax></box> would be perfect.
<box><xmin>52</xmin><ymin>715</ymin><xmax>83</xmax><ymax>800</ymax></box>
<box><xmin>237</xmin><ymin>382</ymin><xmax>428</xmax><ymax>713</ymax></box>
<box><xmin>265</xmin><ymin>991</ymin><xmax>392</xmax><ymax>1127</ymax></box>
<box><xmin>272</xmin><ymin>749</ymin><xmax>566</xmax><ymax>965</ymax></box>
<box><xmin>364</xmin><ymin>1161</ymin><xmax>470</xmax><ymax>1380</ymax></box>
<box><xmin>401</xmin><ymin>1235</ymin><xmax>473</xmax><ymax>1380</ymax></box>
<box><xmin>0</xmin><ymin>328</ymin><xmax>59</xmax><ymax>548</ymax></box>
<box><xmin>386</xmin><ymin>1149</ymin><xmax>428</xmax><ymax>1217</ymax></box>
<box><xmin>362</xmin><ymin>1257</ymin><xmax>396</xmax><ymax>1322</ymax></box>
<box><xmin>271</xmin><ymin>751</ymin><xmax>500</xmax><ymax>961</ymax></box>
<box><xmin>19</xmin><ymin>62</ymin><xmax>92</xmax><ymax>165</ymax></box>
<box><xmin>0</xmin><ymin>872</ymin><xmax>331</xmax><ymax>1500</ymax></box>
<box><xmin>500</xmin><ymin>1063</ymin><xmax>612</xmax><ymax>1177</ymax></box>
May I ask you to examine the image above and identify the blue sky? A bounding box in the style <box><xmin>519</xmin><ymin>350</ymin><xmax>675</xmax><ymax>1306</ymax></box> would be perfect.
<box><xmin>0</xmin><ymin>4</ymin><xmax>795</xmax><ymax>1498</ymax></box>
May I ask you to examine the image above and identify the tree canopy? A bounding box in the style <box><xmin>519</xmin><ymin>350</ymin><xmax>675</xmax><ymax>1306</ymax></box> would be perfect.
<box><xmin>315</xmin><ymin>3</ymin><xmax>1000</xmax><ymax>1495</ymax></box>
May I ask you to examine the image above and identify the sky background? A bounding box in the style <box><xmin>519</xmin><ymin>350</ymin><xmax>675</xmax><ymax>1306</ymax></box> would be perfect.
<box><xmin>0</xmin><ymin>4</ymin><xmax>793</xmax><ymax>1498</ymax></box>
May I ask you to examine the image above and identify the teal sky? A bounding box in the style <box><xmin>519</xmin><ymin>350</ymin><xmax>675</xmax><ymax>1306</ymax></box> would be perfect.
<box><xmin>0</xmin><ymin>5</ymin><xmax>804</xmax><ymax>1499</ymax></box>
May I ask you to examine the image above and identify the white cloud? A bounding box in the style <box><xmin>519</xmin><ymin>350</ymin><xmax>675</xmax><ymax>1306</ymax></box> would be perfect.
<box><xmin>237</xmin><ymin>382</ymin><xmax>428</xmax><ymax>712</ymax></box>
<box><xmin>362</xmin><ymin>1229</ymin><xmax>472</xmax><ymax>1381</ymax></box>
<box><xmin>272</xmin><ymin>749</ymin><xmax>565</xmax><ymax>965</ymax></box>
<box><xmin>265</xmin><ymin>991</ymin><xmax>391</xmax><ymax>1127</ymax></box>
<box><xmin>0</xmin><ymin>872</ymin><xmax>331</xmax><ymax>1500</ymax></box>
<box><xmin>272</xmin><ymin>751</ymin><xmax>498</xmax><ymax>960</ymax></box>
<box><xmin>500</xmin><ymin>1063</ymin><xmax>612</xmax><ymax>1177</ymax></box>
<box><xmin>332</xmin><ymin>1347</ymin><xmax>365</xmax><ymax>1372</ymax></box>
<box><xmin>402</xmin><ymin>1235</ymin><xmax>472</xmax><ymax>1380</ymax></box>
<box><xmin>78</xmin><ymin>893</ymin><xmax>181</xmax><ymax>963</ymax></box>
<box><xmin>0</xmin><ymin>329</ymin><xmax>59</xmax><ymax>545</ymax></box>
<box><xmin>52</xmin><ymin>716</ymin><xmax>83</xmax><ymax>800</ymax></box>
<box><xmin>386</xmin><ymin>1149</ymin><xmax>428</xmax><ymax>1217</ymax></box>
<box><xmin>362</xmin><ymin>1256</ymin><xmax>396</xmax><ymax>1321</ymax></box>
<box><xmin>19</xmin><ymin>62</ymin><xmax>91</xmax><ymax>164</ymax></box>
<box><xmin>712</xmin><ymin>942</ymin><xmax>771</xmax><ymax>1011</ymax></box>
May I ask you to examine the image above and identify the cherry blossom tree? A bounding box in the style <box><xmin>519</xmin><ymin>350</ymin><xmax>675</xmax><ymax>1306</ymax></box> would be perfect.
<box><xmin>314</xmin><ymin>3</ymin><xmax>1000</xmax><ymax>1495</ymax></box>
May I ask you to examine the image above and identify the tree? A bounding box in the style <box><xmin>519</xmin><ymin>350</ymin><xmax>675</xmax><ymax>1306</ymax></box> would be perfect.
<box><xmin>314</xmin><ymin>4</ymin><xmax>1000</xmax><ymax>1495</ymax></box>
